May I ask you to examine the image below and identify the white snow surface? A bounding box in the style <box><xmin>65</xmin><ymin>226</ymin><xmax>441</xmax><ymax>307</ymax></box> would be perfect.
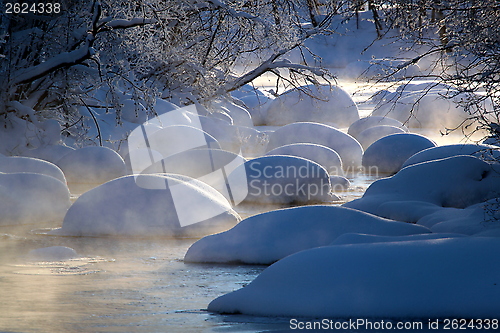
<box><xmin>362</xmin><ymin>133</ymin><xmax>436</xmax><ymax>174</ymax></box>
<box><xmin>345</xmin><ymin>155</ymin><xmax>500</xmax><ymax>221</ymax></box>
<box><xmin>22</xmin><ymin>144</ymin><xmax>75</xmax><ymax>165</ymax></box>
<box><xmin>208</xmin><ymin>237</ymin><xmax>500</xmax><ymax>318</ymax></box>
<box><xmin>50</xmin><ymin>174</ymin><xmax>240</xmax><ymax>237</ymax></box>
<box><xmin>266</xmin><ymin>143</ymin><xmax>343</xmax><ymax>175</ymax></box>
<box><xmin>265</xmin><ymin>85</ymin><xmax>359</xmax><ymax>127</ymax></box>
<box><xmin>266</xmin><ymin>122</ymin><xmax>363</xmax><ymax>169</ymax></box>
<box><xmin>184</xmin><ymin>205</ymin><xmax>430</xmax><ymax>264</ymax></box>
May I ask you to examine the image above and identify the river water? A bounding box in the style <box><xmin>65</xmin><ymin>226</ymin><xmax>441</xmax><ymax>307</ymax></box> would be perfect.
<box><xmin>0</xmin><ymin>81</ymin><xmax>485</xmax><ymax>332</ymax></box>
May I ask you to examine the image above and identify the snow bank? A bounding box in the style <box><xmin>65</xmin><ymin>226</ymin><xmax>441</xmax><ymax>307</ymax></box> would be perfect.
<box><xmin>234</xmin><ymin>155</ymin><xmax>333</xmax><ymax>204</ymax></box>
<box><xmin>357</xmin><ymin>125</ymin><xmax>406</xmax><ymax>149</ymax></box>
<box><xmin>265</xmin><ymin>85</ymin><xmax>359</xmax><ymax>127</ymax></box>
<box><xmin>402</xmin><ymin>144</ymin><xmax>500</xmax><ymax>168</ymax></box>
<box><xmin>56</xmin><ymin>146</ymin><xmax>127</xmax><ymax>194</ymax></box>
<box><xmin>208</xmin><ymin>237</ymin><xmax>500</xmax><ymax>318</ymax></box>
<box><xmin>266</xmin><ymin>122</ymin><xmax>363</xmax><ymax>169</ymax></box>
<box><xmin>184</xmin><ymin>205</ymin><xmax>430</xmax><ymax>264</ymax></box>
<box><xmin>0</xmin><ymin>156</ymin><xmax>66</xmax><ymax>183</ymax></box>
<box><xmin>121</xmin><ymin>99</ymin><xmax>148</xmax><ymax>124</ymax></box>
<box><xmin>50</xmin><ymin>174</ymin><xmax>240</xmax><ymax>237</ymax></box>
<box><xmin>0</xmin><ymin>172</ymin><xmax>70</xmax><ymax>226</ymax></box>
<box><xmin>266</xmin><ymin>143</ymin><xmax>343</xmax><ymax>175</ymax></box>
<box><xmin>28</xmin><ymin>246</ymin><xmax>78</xmax><ymax>261</ymax></box>
<box><xmin>235</xmin><ymin>126</ymin><xmax>268</xmax><ymax>158</ymax></box>
<box><xmin>362</xmin><ymin>133</ymin><xmax>436</xmax><ymax>174</ymax></box>
<box><xmin>345</xmin><ymin>155</ymin><xmax>500</xmax><ymax>220</ymax></box>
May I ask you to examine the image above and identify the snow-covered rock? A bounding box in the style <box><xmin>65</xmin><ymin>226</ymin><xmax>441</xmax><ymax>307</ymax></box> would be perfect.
<box><xmin>266</xmin><ymin>122</ymin><xmax>363</xmax><ymax>169</ymax></box>
<box><xmin>0</xmin><ymin>172</ymin><xmax>70</xmax><ymax>226</ymax></box>
<box><xmin>428</xmin><ymin>199</ymin><xmax>500</xmax><ymax>235</ymax></box>
<box><xmin>239</xmin><ymin>94</ymin><xmax>273</xmax><ymax>126</ymax></box>
<box><xmin>28</xmin><ymin>246</ymin><xmax>78</xmax><ymax>261</ymax></box>
<box><xmin>0</xmin><ymin>156</ymin><xmax>66</xmax><ymax>183</ymax></box>
<box><xmin>266</xmin><ymin>143</ymin><xmax>343</xmax><ymax>175</ymax></box>
<box><xmin>22</xmin><ymin>144</ymin><xmax>75</xmax><ymax>165</ymax></box>
<box><xmin>402</xmin><ymin>144</ymin><xmax>500</xmax><ymax>168</ymax></box>
<box><xmin>50</xmin><ymin>174</ymin><xmax>240</xmax><ymax>237</ymax></box>
<box><xmin>348</xmin><ymin>116</ymin><xmax>408</xmax><ymax>139</ymax></box>
<box><xmin>329</xmin><ymin>175</ymin><xmax>351</xmax><ymax>192</ymax></box>
<box><xmin>208</xmin><ymin>237</ymin><xmax>500</xmax><ymax>318</ymax></box>
<box><xmin>147</xmin><ymin>125</ymin><xmax>221</xmax><ymax>158</ymax></box>
<box><xmin>345</xmin><ymin>155</ymin><xmax>500</xmax><ymax>220</ymax></box>
<box><xmin>330</xmin><ymin>232</ymin><xmax>466</xmax><ymax>245</ymax></box>
<box><xmin>185</xmin><ymin>205</ymin><xmax>429</xmax><ymax>264</ymax></box>
<box><xmin>212</xmin><ymin>100</ymin><xmax>254</xmax><ymax>128</ymax></box>
<box><xmin>357</xmin><ymin>125</ymin><xmax>406</xmax><ymax>149</ymax></box>
<box><xmin>234</xmin><ymin>155</ymin><xmax>333</xmax><ymax>204</ymax></box>
<box><xmin>56</xmin><ymin>146</ymin><xmax>127</xmax><ymax>194</ymax></box>
<box><xmin>265</xmin><ymin>85</ymin><xmax>359</xmax><ymax>127</ymax></box>
<box><xmin>362</xmin><ymin>133</ymin><xmax>436</xmax><ymax>174</ymax></box>
<box><xmin>142</xmin><ymin>148</ymin><xmax>247</xmax><ymax>204</ymax></box>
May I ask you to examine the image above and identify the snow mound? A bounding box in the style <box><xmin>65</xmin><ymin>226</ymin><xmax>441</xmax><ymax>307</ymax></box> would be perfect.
<box><xmin>357</xmin><ymin>125</ymin><xmax>406</xmax><ymax>150</ymax></box>
<box><xmin>28</xmin><ymin>246</ymin><xmax>78</xmax><ymax>261</ymax></box>
<box><xmin>266</xmin><ymin>143</ymin><xmax>343</xmax><ymax>176</ymax></box>
<box><xmin>0</xmin><ymin>156</ymin><xmax>66</xmax><ymax>183</ymax></box>
<box><xmin>147</xmin><ymin>125</ymin><xmax>221</xmax><ymax>158</ymax></box>
<box><xmin>22</xmin><ymin>144</ymin><xmax>75</xmax><ymax>165</ymax></box>
<box><xmin>184</xmin><ymin>205</ymin><xmax>430</xmax><ymax>264</ymax></box>
<box><xmin>362</xmin><ymin>133</ymin><xmax>436</xmax><ymax>174</ymax></box>
<box><xmin>235</xmin><ymin>126</ymin><xmax>268</xmax><ymax>158</ymax></box>
<box><xmin>330</xmin><ymin>175</ymin><xmax>351</xmax><ymax>192</ymax></box>
<box><xmin>266</xmin><ymin>122</ymin><xmax>363</xmax><ymax>169</ymax></box>
<box><xmin>212</xmin><ymin>99</ymin><xmax>253</xmax><ymax>127</ymax></box>
<box><xmin>239</xmin><ymin>94</ymin><xmax>273</xmax><ymax>126</ymax></box>
<box><xmin>50</xmin><ymin>174</ymin><xmax>240</xmax><ymax>237</ymax></box>
<box><xmin>235</xmin><ymin>155</ymin><xmax>333</xmax><ymax>204</ymax></box>
<box><xmin>142</xmin><ymin>148</ymin><xmax>246</xmax><ymax>203</ymax></box>
<box><xmin>56</xmin><ymin>146</ymin><xmax>126</xmax><ymax>194</ymax></box>
<box><xmin>345</xmin><ymin>155</ymin><xmax>500</xmax><ymax>220</ymax></box>
<box><xmin>208</xmin><ymin>237</ymin><xmax>500</xmax><ymax>318</ymax></box>
<box><xmin>428</xmin><ymin>199</ymin><xmax>500</xmax><ymax>235</ymax></box>
<box><xmin>402</xmin><ymin>144</ymin><xmax>500</xmax><ymax>168</ymax></box>
<box><xmin>265</xmin><ymin>85</ymin><xmax>359</xmax><ymax>127</ymax></box>
<box><xmin>0</xmin><ymin>172</ymin><xmax>70</xmax><ymax>226</ymax></box>
<box><xmin>330</xmin><ymin>232</ymin><xmax>466</xmax><ymax>245</ymax></box>
<box><xmin>348</xmin><ymin>116</ymin><xmax>407</xmax><ymax>139</ymax></box>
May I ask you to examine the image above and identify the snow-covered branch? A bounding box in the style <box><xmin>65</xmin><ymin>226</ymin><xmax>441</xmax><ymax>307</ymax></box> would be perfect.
<box><xmin>102</xmin><ymin>18</ymin><xmax>157</xmax><ymax>30</ymax></box>
<box><xmin>12</xmin><ymin>35</ymin><xmax>95</xmax><ymax>86</ymax></box>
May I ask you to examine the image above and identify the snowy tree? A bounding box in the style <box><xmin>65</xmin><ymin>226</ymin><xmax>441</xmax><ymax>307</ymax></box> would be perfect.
<box><xmin>0</xmin><ymin>0</ymin><xmax>338</xmax><ymax>150</ymax></box>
